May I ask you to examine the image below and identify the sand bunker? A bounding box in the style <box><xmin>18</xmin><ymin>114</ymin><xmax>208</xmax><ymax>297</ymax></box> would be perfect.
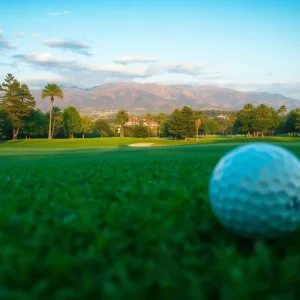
<box><xmin>128</xmin><ymin>142</ymin><xmax>157</xmax><ymax>147</ymax></box>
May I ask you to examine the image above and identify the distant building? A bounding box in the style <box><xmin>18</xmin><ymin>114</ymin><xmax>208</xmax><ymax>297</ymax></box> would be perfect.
<box><xmin>125</xmin><ymin>117</ymin><xmax>158</xmax><ymax>127</ymax></box>
<box><xmin>146</xmin><ymin>120</ymin><xmax>158</xmax><ymax>127</ymax></box>
<box><xmin>125</xmin><ymin>117</ymin><xmax>140</xmax><ymax>126</ymax></box>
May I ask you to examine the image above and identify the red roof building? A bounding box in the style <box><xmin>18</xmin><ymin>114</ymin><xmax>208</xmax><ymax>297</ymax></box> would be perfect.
<box><xmin>124</xmin><ymin>117</ymin><xmax>158</xmax><ymax>127</ymax></box>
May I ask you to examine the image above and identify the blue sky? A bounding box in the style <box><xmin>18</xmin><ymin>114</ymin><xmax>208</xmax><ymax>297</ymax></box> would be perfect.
<box><xmin>0</xmin><ymin>0</ymin><xmax>300</xmax><ymax>100</ymax></box>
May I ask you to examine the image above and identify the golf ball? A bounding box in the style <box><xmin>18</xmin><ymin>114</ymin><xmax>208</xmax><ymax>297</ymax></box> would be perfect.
<box><xmin>209</xmin><ymin>143</ymin><xmax>300</xmax><ymax>239</ymax></box>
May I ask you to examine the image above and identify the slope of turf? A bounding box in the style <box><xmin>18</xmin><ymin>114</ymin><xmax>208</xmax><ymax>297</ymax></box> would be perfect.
<box><xmin>0</xmin><ymin>136</ymin><xmax>299</xmax><ymax>149</ymax></box>
<box><xmin>1</xmin><ymin>141</ymin><xmax>300</xmax><ymax>299</ymax></box>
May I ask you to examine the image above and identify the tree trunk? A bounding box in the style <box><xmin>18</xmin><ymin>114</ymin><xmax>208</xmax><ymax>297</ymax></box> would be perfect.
<box><xmin>195</xmin><ymin>119</ymin><xmax>201</xmax><ymax>142</ymax></box>
<box><xmin>82</xmin><ymin>133</ymin><xmax>85</xmax><ymax>139</ymax></box>
<box><xmin>195</xmin><ymin>125</ymin><xmax>200</xmax><ymax>142</ymax></box>
<box><xmin>120</xmin><ymin>125</ymin><xmax>124</xmax><ymax>137</ymax></box>
<box><xmin>11</xmin><ymin>128</ymin><xmax>19</xmax><ymax>140</ymax></box>
<box><xmin>158</xmin><ymin>127</ymin><xmax>161</xmax><ymax>137</ymax></box>
<box><xmin>52</xmin><ymin>117</ymin><xmax>56</xmax><ymax>138</ymax></box>
<box><xmin>48</xmin><ymin>97</ymin><xmax>54</xmax><ymax>139</ymax></box>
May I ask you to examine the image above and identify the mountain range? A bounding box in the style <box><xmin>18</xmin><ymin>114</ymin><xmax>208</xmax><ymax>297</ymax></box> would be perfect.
<box><xmin>30</xmin><ymin>82</ymin><xmax>300</xmax><ymax>113</ymax></box>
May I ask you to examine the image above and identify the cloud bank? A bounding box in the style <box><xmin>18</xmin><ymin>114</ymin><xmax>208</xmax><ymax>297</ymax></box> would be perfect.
<box><xmin>12</xmin><ymin>52</ymin><xmax>206</xmax><ymax>79</ymax></box>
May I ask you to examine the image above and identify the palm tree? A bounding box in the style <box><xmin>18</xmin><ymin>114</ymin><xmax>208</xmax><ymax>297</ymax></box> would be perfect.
<box><xmin>116</xmin><ymin>110</ymin><xmax>129</xmax><ymax>137</ymax></box>
<box><xmin>256</xmin><ymin>104</ymin><xmax>271</xmax><ymax>136</ymax></box>
<box><xmin>277</xmin><ymin>105</ymin><xmax>287</xmax><ymax>117</ymax></box>
<box><xmin>193</xmin><ymin>111</ymin><xmax>202</xmax><ymax>142</ymax></box>
<box><xmin>243</xmin><ymin>103</ymin><xmax>254</xmax><ymax>112</ymax></box>
<box><xmin>241</xmin><ymin>103</ymin><xmax>255</xmax><ymax>137</ymax></box>
<box><xmin>41</xmin><ymin>84</ymin><xmax>63</xmax><ymax>139</ymax></box>
<box><xmin>256</xmin><ymin>104</ymin><xmax>270</xmax><ymax>118</ymax></box>
<box><xmin>52</xmin><ymin>106</ymin><xmax>62</xmax><ymax>138</ymax></box>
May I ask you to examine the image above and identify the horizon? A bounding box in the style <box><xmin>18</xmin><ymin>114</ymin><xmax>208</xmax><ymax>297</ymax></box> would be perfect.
<box><xmin>0</xmin><ymin>0</ymin><xmax>300</xmax><ymax>101</ymax></box>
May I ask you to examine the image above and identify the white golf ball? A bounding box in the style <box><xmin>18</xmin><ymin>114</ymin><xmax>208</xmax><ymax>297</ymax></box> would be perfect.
<box><xmin>209</xmin><ymin>143</ymin><xmax>300</xmax><ymax>239</ymax></box>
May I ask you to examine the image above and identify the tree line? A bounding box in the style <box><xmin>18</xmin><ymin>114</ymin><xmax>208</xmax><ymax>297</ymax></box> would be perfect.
<box><xmin>0</xmin><ymin>73</ymin><xmax>299</xmax><ymax>140</ymax></box>
<box><xmin>116</xmin><ymin>105</ymin><xmax>300</xmax><ymax>139</ymax></box>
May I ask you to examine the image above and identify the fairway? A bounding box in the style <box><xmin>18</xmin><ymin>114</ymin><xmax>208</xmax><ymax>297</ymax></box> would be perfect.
<box><xmin>1</xmin><ymin>138</ymin><xmax>300</xmax><ymax>298</ymax></box>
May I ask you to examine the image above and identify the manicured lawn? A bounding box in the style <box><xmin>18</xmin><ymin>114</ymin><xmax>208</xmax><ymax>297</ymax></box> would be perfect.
<box><xmin>0</xmin><ymin>135</ymin><xmax>299</xmax><ymax>149</ymax></box>
<box><xmin>0</xmin><ymin>137</ymin><xmax>300</xmax><ymax>298</ymax></box>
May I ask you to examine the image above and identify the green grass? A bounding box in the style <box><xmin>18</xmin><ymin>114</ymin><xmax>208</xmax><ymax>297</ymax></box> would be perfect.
<box><xmin>1</xmin><ymin>138</ymin><xmax>300</xmax><ymax>299</ymax></box>
<box><xmin>0</xmin><ymin>135</ymin><xmax>299</xmax><ymax>148</ymax></box>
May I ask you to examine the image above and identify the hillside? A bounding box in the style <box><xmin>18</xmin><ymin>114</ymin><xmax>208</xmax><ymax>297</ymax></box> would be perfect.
<box><xmin>30</xmin><ymin>82</ymin><xmax>300</xmax><ymax>113</ymax></box>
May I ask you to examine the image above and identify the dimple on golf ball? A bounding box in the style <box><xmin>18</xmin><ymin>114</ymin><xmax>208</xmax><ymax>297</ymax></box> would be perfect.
<box><xmin>209</xmin><ymin>143</ymin><xmax>300</xmax><ymax>239</ymax></box>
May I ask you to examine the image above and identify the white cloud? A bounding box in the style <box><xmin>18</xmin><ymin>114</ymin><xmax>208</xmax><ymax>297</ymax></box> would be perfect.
<box><xmin>12</xmin><ymin>52</ymin><xmax>86</xmax><ymax>71</ymax></box>
<box><xmin>90</xmin><ymin>64</ymin><xmax>158</xmax><ymax>78</ymax></box>
<box><xmin>47</xmin><ymin>11</ymin><xmax>70</xmax><ymax>16</ymax></box>
<box><xmin>165</xmin><ymin>63</ymin><xmax>204</xmax><ymax>76</ymax></box>
<box><xmin>0</xmin><ymin>34</ymin><xmax>17</xmax><ymax>51</ymax></box>
<box><xmin>32</xmin><ymin>34</ymin><xmax>40</xmax><ymax>38</ymax></box>
<box><xmin>0</xmin><ymin>29</ymin><xmax>2</xmax><ymax>36</ymax></box>
<box><xmin>15</xmin><ymin>32</ymin><xmax>25</xmax><ymax>37</ymax></box>
<box><xmin>11</xmin><ymin>52</ymin><xmax>158</xmax><ymax>78</ymax></box>
<box><xmin>114</xmin><ymin>56</ymin><xmax>160</xmax><ymax>65</ymax></box>
<box><xmin>11</xmin><ymin>52</ymin><xmax>226</xmax><ymax>85</ymax></box>
<box><xmin>44</xmin><ymin>40</ymin><xmax>92</xmax><ymax>56</ymax></box>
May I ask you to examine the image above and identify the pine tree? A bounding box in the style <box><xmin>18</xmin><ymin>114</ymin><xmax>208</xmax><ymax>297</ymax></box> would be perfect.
<box><xmin>180</xmin><ymin>106</ymin><xmax>195</xmax><ymax>140</ymax></box>
<box><xmin>168</xmin><ymin>106</ymin><xmax>195</xmax><ymax>140</ymax></box>
<box><xmin>0</xmin><ymin>74</ymin><xmax>35</xmax><ymax>140</ymax></box>
<box><xmin>167</xmin><ymin>109</ymin><xmax>183</xmax><ymax>139</ymax></box>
